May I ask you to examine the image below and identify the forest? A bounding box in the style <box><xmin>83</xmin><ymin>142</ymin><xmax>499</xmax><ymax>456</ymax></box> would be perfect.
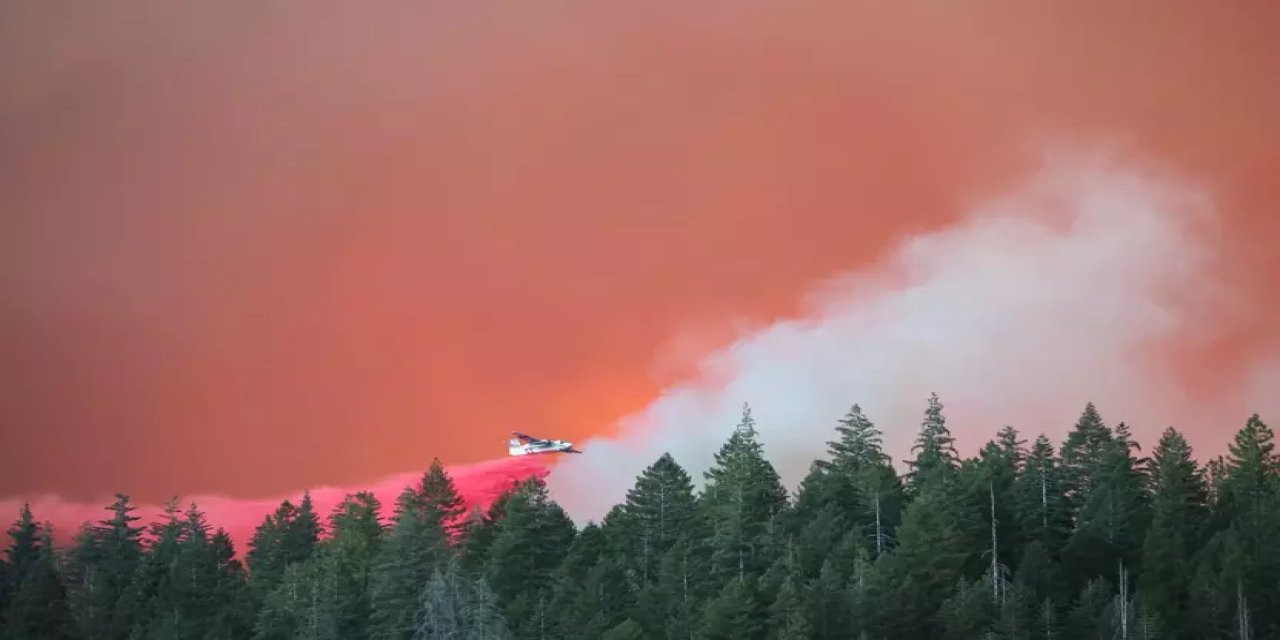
<box><xmin>1</xmin><ymin>395</ymin><xmax>1277</xmax><ymax>639</ymax></box>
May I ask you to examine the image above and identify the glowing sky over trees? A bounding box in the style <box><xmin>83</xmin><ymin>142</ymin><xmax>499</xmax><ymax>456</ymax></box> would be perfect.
<box><xmin>3</xmin><ymin>1</ymin><xmax>1280</xmax><ymax>514</ymax></box>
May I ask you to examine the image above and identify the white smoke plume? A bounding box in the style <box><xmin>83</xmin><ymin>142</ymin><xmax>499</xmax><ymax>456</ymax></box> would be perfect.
<box><xmin>547</xmin><ymin>146</ymin><xmax>1269</xmax><ymax>523</ymax></box>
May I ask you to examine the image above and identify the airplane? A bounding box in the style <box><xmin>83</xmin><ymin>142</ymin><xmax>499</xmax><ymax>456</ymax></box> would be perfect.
<box><xmin>508</xmin><ymin>431</ymin><xmax>583</xmax><ymax>456</ymax></box>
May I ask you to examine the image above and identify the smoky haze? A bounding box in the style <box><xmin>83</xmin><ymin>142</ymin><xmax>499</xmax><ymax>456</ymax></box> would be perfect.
<box><xmin>3</xmin><ymin>2</ymin><xmax>1280</xmax><ymax>505</ymax></box>
<box><xmin>548</xmin><ymin>149</ymin><xmax>1275</xmax><ymax>522</ymax></box>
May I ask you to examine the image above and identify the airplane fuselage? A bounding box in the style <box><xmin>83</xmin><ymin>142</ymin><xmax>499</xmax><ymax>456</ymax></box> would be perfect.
<box><xmin>507</xmin><ymin>436</ymin><xmax>581</xmax><ymax>456</ymax></box>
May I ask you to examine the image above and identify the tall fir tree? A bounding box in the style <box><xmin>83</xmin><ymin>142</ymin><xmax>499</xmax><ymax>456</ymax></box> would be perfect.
<box><xmin>1217</xmin><ymin>413</ymin><xmax>1280</xmax><ymax>633</ymax></box>
<box><xmin>1013</xmin><ymin>434</ymin><xmax>1071</xmax><ymax>556</ymax></box>
<box><xmin>5</xmin><ymin>526</ymin><xmax>74</xmax><ymax>640</ymax></box>
<box><xmin>1140</xmin><ymin>427</ymin><xmax>1209</xmax><ymax>639</ymax></box>
<box><xmin>1061</xmin><ymin>423</ymin><xmax>1149</xmax><ymax>596</ymax></box>
<box><xmin>65</xmin><ymin>493</ymin><xmax>145</xmax><ymax>640</ymax></box>
<box><xmin>701</xmin><ymin>404</ymin><xmax>789</xmax><ymax>584</ymax></box>
<box><xmin>622</xmin><ymin>453</ymin><xmax>699</xmax><ymax>585</ymax></box>
<box><xmin>1060</xmin><ymin>402</ymin><xmax>1114</xmax><ymax>520</ymax></box>
<box><xmin>482</xmin><ymin>476</ymin><xmax>576</xmax><ymax>634</ymax></box>
<box><xmin>369</xmin><ymin>485</ymin><xmax>450</xmax><ymax>640</ymax></box>
<box><xmin>418</xmin><ymin>458</ymin><xmax>467</xmax><ymax>541</ymax></box>
<box><xmin>905</xmin><ymin>393</ymin><xmax>959</xmax><ymax>495</ymax></box>
<box><xmin>1</xmin><ymin>503</ymin><xmax>41</xmax><ymax>627</ymax></box>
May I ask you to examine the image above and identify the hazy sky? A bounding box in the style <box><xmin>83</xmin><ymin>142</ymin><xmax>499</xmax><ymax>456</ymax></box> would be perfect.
<box><xmin>3</xmin><ymin>1</ymin><xmax>1279</xmax><ymax>505</ymax></box>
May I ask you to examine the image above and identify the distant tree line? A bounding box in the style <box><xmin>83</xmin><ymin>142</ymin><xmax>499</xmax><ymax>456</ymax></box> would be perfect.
<box><xmin>2</xmin><ymin>395</ymin><xmax>1278</xmax><ymax>639</ymax></box>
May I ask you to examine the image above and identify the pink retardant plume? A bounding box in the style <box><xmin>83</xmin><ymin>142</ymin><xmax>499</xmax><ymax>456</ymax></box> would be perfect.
<box><xmin>0</xmin><ymin>456</ymin><xmax>554</xmax><ymax>556</ymax></box>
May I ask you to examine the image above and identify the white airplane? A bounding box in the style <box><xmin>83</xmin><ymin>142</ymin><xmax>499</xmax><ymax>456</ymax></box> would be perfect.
<box><xmin>508</xmin><ymin>431</ymin><xmax>583</xmax><ymax>456</ymax></box>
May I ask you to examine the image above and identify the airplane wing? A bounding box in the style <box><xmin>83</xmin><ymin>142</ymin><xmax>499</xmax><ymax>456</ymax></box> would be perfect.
<box><xmin>511</xmin><ymin>431</ymin><xmax>548</xmax><ymax>445</ymax></box>
<box><xmin>564</xmin><ymin>446</ymin><xmax>584</xmax><ymax>454</ymax></box>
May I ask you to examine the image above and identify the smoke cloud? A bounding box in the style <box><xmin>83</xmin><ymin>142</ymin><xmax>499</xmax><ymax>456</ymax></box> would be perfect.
<box><xmin>547</xmin><ymin>147</ymin><xmax>1272</xmax><ymax>522</ymax></box>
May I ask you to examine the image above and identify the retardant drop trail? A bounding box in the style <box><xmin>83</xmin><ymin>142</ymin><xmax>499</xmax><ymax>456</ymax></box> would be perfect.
<box><xmin>0</xmin><ymin>456</ymin><xmax>554</xmax><ymax>557</ymax></box>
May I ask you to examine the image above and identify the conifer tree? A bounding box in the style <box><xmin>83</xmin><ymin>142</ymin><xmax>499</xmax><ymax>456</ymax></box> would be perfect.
<box><xmin>320</xmin><ymin>492</ymin><xmax>383</xmax><ymax>640</ymax></box>
<box><xmin>700</xmin><ymin>578</ymin><xmax>764</xmax><ymax>640</ymax></box>
<box><xmin>1014</xmin><ymin>434</ymin><xmax>1071</xmax><ymax>554</ymax></box>
<box><xmin>65</xmin><ymin>493</ymin><xmax>145</xmax><ymax>640</ymax></box>
<box><xmin>807</xmin><ymin>558</ymin><xmax>851</xmax><ymax>638</ymax></box>
<box><xmin>1062</xmin><ymin>422</ymin><xmax>1149</xmax><ymax>592</ymax></box>
<box><xmin>905</xmin><ymin>393</ymin><xmax>959</xmax><ymax>494</ymax></box>
<box><xmin>1140</xmin><ymin>427</ymin><xmax>1208</xmax><ymax>638</ymax></box>
<box><xmin>1217</xmin><ymin>413</ymin><xmax>1280</xmax><ymax>632</ymax></box>
<box><xmin>622</xmin><ymin>453</ymin><xmax>698</xmax><ymax>584</ymax></box>
<box><xmin>4</xmin><ymin>504</ymin><xmax>39</xmax><ymax>586</ymax></box>
<box><xmin>881</xmin><ymin>484</ymin><xmax>975</xmax><ymax>638</ymax></box>
<box><xmin>5</xmin><ymin>526</ymin><xmax>74</xmax><ymax>640</ymax></box>
<box><xmin>1060</xmin><ymin>403</ymin><xmax>1114</xmax><ymax>518</ymax></box>
<box><xmin>812</xmin><ymin>404</ymin><xmax>903</xmax><ymax>557</ymax></box>
<box><xmin>369</xmin><ymin>486</ymin><xmax>449</xmax><ymax>640</ymax></box>
<box><xmin>701</xmin><ymin>404</ymin><xmax>789</xmax><ymax>584</ymax></box>
<box><xmin>767</xmin><ymin>564</ymin><xmax>808</xmax><ymax>639</ymax></box>
<box><xmin>939</xmin><ymin>576</ymin><xmax>995</xmax><ymax>640</ymax></box>
<box><xmin>482</xmin><ymin>477</ymin><xmax>576</xmax><ymax>624</ymax></box>
<box><xmin>247</xmin><ymin>496</ymin><xmax>320</xmax><ymax>600</ymax></box>
<box><xmin>419</xmin><ymin>458</ymin><xmax>467</xmax><ymax>540</ymax></box>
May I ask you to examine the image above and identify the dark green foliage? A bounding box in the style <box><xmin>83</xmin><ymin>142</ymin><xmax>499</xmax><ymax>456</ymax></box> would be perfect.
<box><xmin>4</xmin><ymin>527</ymin><xmax>73</xmax><ymax>640</ymax></box>
<box><xmin>1141</xmin><ymin>427</ymin><xmax>1209</xmax><ymax>638</ymax></box>
<box><xmin>905</xmin><ymin>393</ymin><xmax>959</xmax><ymax>495</ymax></box>
<box><xmin>622</xmin><ymin>453</ymin><xmax>698</xmax><ymax>584</ymax></box>
<box><xmin>65</xmin><ymin>493</ymin><xmax>145</xmax><ymax>640</ymax></box>
<box><xmin>369</xmin><ymin>487</ymin><xmax>450</xmax><ymax>640</ymax></box>
<box><xmin>10</xmin><ymin>402</ymin><xmax>1280</xmax><ymax>640</ymax></box>
<box><xmin>246</xmin><ymin>493</ymin><xmax>323</xmax><ymax>603</ymax></box>
<box><xmin>419</xmin><ymin>458</ymin><xmax>467</xmax><ymax>540</ymax></box>
<box><xmin>700</xmin><ymin>578</ymin><xmax>764</xmax><ymax>640</ymax></box>
<box><xmin>701</xmin><ymin>404</ymin><xmax>789</xmax><ymax>585</ymax></box>
<box><xmin>1014</xmin><ymin>435</ymin><xmax>1072</xmax><ymax>554</ymax></box>
<box><xmin>1061</xmin><ymin>421</ymin><xmax>1149</xmax><ymax>593</ymax></box>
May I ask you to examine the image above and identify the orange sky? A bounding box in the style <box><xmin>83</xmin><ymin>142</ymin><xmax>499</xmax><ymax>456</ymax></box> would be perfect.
<box><xmin>3</xmin><ymin>1</ymin><xmax>1279</xmax><ymax>503</ymax></box>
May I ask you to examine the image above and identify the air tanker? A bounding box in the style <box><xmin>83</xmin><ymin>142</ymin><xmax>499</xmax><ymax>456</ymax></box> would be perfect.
<box><xmin>507</xmin><ymin>431</ymin><xmax>583</xmax><ymax>456</ymax></box>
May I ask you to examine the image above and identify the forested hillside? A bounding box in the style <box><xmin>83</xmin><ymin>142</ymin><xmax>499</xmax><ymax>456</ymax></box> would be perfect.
<box><xmin>3</xmin><ymin>396</ymin><xmax>1277</xmax><ymax>639</ymax></box>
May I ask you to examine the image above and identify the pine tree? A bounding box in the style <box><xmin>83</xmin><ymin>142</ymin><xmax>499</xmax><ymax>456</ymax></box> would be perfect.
<box><xmin>1216</xmin><ymin>413</ymin><xmax>1280</xmax><ymax>633</ymax></box>
<box><xmin>4</xmin><ymin>504</ymin><xmax>40</xmax><ymax>584</ymax></box>
<box><xmin>623</xmin><ymin>453</ymin><xmax>698</xmax><ymax>584</ymax></box>
<box><xmin>482</xmin><ymin>477</ymin><xmax>576</xmax><ymax>625</ymax></box>
<box><xmin>879</xmin><ymin>484</ymin><xmax>975</xmax><ymax>638</ymax></box>
<box><xmin>247</xmin><ymin>495</ymin><xmax>320</xmax><ymax>600</ymax></box>
<box><xmin>322</xmin><ymin>492</ymin><xmax>383</xmax><ymax>640</ymax></box>
<box><xmin>768</xmin><ymin>564</ymin><xmax>808</xmax><ymax>639</ymax></box>
<box><xmin>369</xmin><ymin>486</ymin><xmax>449</xmax><ymax>640</ymax></box>
<box><xmin>65</xmin><ymin>493</ymin><xmax>145</xmax><ymax>640</ymax></box>
<box><xmin>1014</xmin><ymin>434</ymin><xmax>1071</xmax><ymax>555</ymax></box>
<box><xmin>205</xmin><ymin>528</ymin><xmax>253</xmax><ymax>639</ymax></box>
<box><xmin>414</xmin><ymin>556</ymin><xmax>512</xmax><ymax>640</ymax></box>
<box><xmin>460</xmin><ymin>492</ymin><xmax>513</xmax><ymax>574</ymax></box>
<box><xmin>1062</xmin><ymin>424</ymin><xmax>1149</xmax><ymax>593</ymax></box>
<box><xmin>807</xmin><ymin>558</ymin><xmax>851</xmax><ymax>638</ymax></box>
<box><xmin>114</xmin><ymin>498</ymin><xmax>185</xmax><ymax>637</ymax></box>
<box><xmin>700</xmin><ymin>578</ymin><xmax>764</xmax><ymax>640</ymax></box>
<box><xmin>1140</xmin><ymin>427</ymin><xmax>1208</xmax><ymax>639</ymax></box>
<box><xmin>654</xmin><ymin>537</ymin><xmax>711</xmax><ymax>639</ymax></box>
<box><xmin>826</xmin><ymin>404</ymin><xmax>891</xmax><ymax>473</ymax></box>
<box><xmin>701</xmin><ymin>404</ymin><xmax>789</xmax><ymax>584</ymax></box>
<box><xmin>1064</xmin><ymin>578</ymin><xmax>1112</xmax><ymax>640</ymax></box>
<box><xmin>1060</xmin><ymin>403</ymin><xmax>1114</xmax><ymax>519</ymax></box>
<box><xmin>905</xmin><ymin>393</ymin><xmax>959</xmax><ymax>494</ymax></box>
<box><xmin>5</xmin><ymin>526</ymin><xmax>74</xmax><ymax>640</ymax></box>
<box><xmin>419</xmin><ymin>458</ymin><xmax>467</xmax><ymax>540</ymax></box>
<box><xmin>814</xmin><ymin>404</ymin><xmax>903</xmax><ymax>557</ymax></box>
<box><xmin>290</xmin><ymin>491</ymin><xmax>323</xmax><ymax>561</ymax></box>
<box><xmin>939</xmin><ymin>576</ymin><xmax>995</xmax><ymax>640</ymax></box>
